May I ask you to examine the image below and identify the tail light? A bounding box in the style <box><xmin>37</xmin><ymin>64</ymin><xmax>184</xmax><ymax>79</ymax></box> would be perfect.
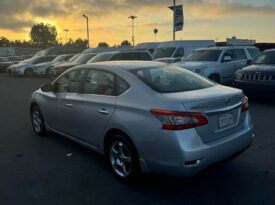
<box><xmin>150</xmin><ymin>109</ymin><xmax>208</xmax><ymax>130</ymax></box>
<box><xmin>241</xmin><ymin>96</ymin><xmax>249</xmax><ymax>112</ymax></box>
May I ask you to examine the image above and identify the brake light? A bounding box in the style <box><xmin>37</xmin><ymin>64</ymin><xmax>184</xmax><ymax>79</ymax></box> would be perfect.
<box><xmin>241</xmin><ymin>96</ymin><xmax>249</xmax><ymax>112</ymax></box>
<box><xmin>150</xmin><ymin>109</ymin><xmax>208</xmax><ymax>130</ymax></box>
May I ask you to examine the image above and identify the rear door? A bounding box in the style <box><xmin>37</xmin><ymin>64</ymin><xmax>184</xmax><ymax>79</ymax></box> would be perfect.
<box><xmin>231</xmin><ymin>48</ymin><xmax>248</xmax><ymax>72</ymax></box>
<box><xmin>220</xmin><ymin>49</ymin><xmax>241</xmax><ymax>83</ymax></box>
<box><xmin>72</xmin><ymin>69</ymin><xmax>117</xmax><ymax>147</ymax></box>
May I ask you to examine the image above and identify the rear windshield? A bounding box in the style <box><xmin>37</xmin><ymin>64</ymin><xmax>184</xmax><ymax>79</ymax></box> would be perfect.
<box><xmin>254</xmin><ymin>51</ymin><xmax>275</xmax><ymax>65</ymax></box>
<box><xmin>130</xmin><ymin>65</ymin><xmax>214</xmax><ymax>93</ymax></box>
<box><xmin>184</xmin><ymin>50</ymin><xmax>221</xmax><ymax>61</ymax></box>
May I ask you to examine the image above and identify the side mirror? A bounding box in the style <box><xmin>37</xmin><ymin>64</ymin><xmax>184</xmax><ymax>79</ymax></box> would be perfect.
<box><xmin>223</xmin><ymin>55</ymin><xmax>232</xmax><ymax>62</ymax></box>
<box><xmin>247</xmin><ymin>59</ymin><xmax>253</xmax><ymax>65</ymax></box>
<box><xmin>41</xmin><ymin>83</ymin><xmax>53</xmax><ymax>92</ymax></box>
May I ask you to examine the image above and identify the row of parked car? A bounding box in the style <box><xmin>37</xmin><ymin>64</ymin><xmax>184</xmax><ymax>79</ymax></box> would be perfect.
<box><xmin>2</xmin><ymin>40</ymin><xmax>274</xmax><ymax>95</ymax></box>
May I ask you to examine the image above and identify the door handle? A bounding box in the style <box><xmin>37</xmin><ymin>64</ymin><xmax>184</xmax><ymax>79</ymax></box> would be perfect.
<box><xmin>98</xmin><ymin>108</ymin><xmax>109</xmax><ymax>115</ymax></box>
<box><xmin>65</xmin><ymin>103</ymin><xmax>73</xmax><ymax>108</ymax></box>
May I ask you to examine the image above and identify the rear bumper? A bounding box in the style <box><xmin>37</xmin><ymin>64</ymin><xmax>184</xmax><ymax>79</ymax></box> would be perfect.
<box><xmin>139</xmin><ymin>112</ymin><xmax>254</xmax><ymax>177</ymax></box>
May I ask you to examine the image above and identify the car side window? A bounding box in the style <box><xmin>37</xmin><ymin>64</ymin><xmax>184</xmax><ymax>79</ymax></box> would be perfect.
<box><xmin>116</xmin><ymin>77</ymin><xmax>130</xmax><ymax>95</ymax></box>
<box><xmin>83</xmin><ymin>70</ymin><xmax>116</xmax><ymax>96</ymax></box>
<box><xmin>174</xmin><ymin>48</ymin><xmax>184</xmax><ymax>58</ymax></box>
<box><xmin>110</xmin><ymin>53</ymin><xmax>127</xmax><ymax>61</ymax></box>
<box><xmin>110</xmin><ymin>52</ymin><xmax>151</xmax><ymax>61</ymax></box>
<box><xmin>247</xmin><ymin>48</ymin><xmax>260</xmax><ymax>60</ymax></box>
<box><xmin>222</xmin><ymin>49</ymin><xmax>233</xmax><ymax>62</ymax></box>
<box><xmin>232</xmin><ymin>49</ymin><xmax>247</xmax><ymax>60</ymax></box>
<box><xmin>54</xmin><ymin>69</ymin><xmax>86</xmax><ymax>93</ymax></box>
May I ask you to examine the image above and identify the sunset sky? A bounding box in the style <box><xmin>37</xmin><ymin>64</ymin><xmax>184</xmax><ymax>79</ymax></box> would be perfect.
<box><xmin>0</xmin><ymin>0</ymin><xmax>274</xmax><ymax>47</ymax></box>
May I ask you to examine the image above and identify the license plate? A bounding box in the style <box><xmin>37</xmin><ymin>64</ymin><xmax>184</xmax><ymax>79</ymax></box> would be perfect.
<box><xmin>219</xmin><ymin>113</ymin><xmax>234</xmax><ymax>128</ymax></box>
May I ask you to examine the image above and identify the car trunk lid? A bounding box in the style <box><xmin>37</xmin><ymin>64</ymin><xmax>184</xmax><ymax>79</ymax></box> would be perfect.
<box><xmin>162</xmin><ymin>85</ymin><xmax>245</xmax><ymax>143</ymax></box>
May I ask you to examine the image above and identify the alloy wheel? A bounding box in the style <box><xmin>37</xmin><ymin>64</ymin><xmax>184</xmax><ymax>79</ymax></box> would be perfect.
<box><xmin>109</xmin><ymin>140</ymin><xmax>133</xmax><ymax>177</ymax></box>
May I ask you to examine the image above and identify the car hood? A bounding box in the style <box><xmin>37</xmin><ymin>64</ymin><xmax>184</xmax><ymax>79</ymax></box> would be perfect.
<box><xmin>175</xmin><ymin>61</ymin><xmax>219</xmax><ymax>71</ymax></box>
<box><xmin>154</xmin><ymin>58</ymin><xmax>175</xmax><ymax>64</ymax></box>
<box><xmin>241</xmin><ymin>64</ymin><xmax>275</xmax><ymax>73</ymax></box>
<box><xmin>12</xmin><ymin>63</ymin><xmax>34</xmax><ymax>70</ymax></box>
<box><xmin>54</xmin><ymin>62</ymin><xmax>78</xmax><ymax>69</ymax></box>
<box><xmin>35</xmin><ymin>62</ymin><xmax>53</xmax><ymax>67</ymax></box>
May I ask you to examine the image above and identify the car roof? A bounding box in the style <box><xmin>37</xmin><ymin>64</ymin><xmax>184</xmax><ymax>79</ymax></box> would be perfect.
<box><xmin>81</xmin><ymin>61</ymin><xmax>166</xmax><ymax>71</ymax></box>
<box><xmin>118</xmin><ymin>50</ymin><xmax>150</xmax><ymax>53</ymax></box>
<box><xmin>196</xmin><ymin>46</ymin><xmax>258</xmax><ymax>51</ymax></box>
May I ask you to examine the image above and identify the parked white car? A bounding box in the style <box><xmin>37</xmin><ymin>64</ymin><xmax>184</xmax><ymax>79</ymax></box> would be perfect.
<box><xmin>8</xmin><ymin>55</ymin><xmax>56</xmax><ymax>76</ymax></box>
<box><xmin>153</xmin><ymin>40</ymin><xmax>215</xmax><ymax>63</ymax></box>
<box><xmin>33</xmin><ymin>54</ymin><xmax>74</xmax><ymax>76</ymax></box>
<box><xmin>175</xmin><ymin>46</ymin><xmax>260</xmax><ymax>84</ymax></box>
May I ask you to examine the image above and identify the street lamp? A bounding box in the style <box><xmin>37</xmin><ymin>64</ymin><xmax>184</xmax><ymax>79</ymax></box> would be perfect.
<box><xmin>63</xmin><ymin>29</ymin><xmax>69</xmax><ymax>44</ymax></box>
<box><xmin>128</xmin><ymin>15</ymin><xmax>137</xmax><ymax>46</ymax></box>
<box><xmin>82</xmin><ymin>14</ymin><xmax>90</xmax><ymax>48</ymax></box>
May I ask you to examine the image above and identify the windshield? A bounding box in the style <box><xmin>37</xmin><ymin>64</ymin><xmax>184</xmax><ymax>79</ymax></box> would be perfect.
<box><xmin>184</xmin><ymin>50</ymin><xmax>221</xmax><ymax>62</ymax></box>
<box><xmin>254</xmin><ymin>51</ymin><xmax>275</xmax><ymax>65</ymax></box>
<box><xmin>68</xmin><ymin>54</ymin><xmax>80</xmax><ymax>62</ymax></box>
<box><xmin>21</xmin><ymin>56</ymin><xmax>39</xmax><ymax>63</ymax></box>
<box><xmin>87</xmin><ymin>53</ymin><xmax>115</xmax><ymax>63</ymax></box>
<box><xmin>0</xmin><ymin>57</ymin><xmax>8</xmax><ymax>62</ymax></box>
<box><xmin>73</xmin><ymin>53</ymin><xmax>96</xmax><ymax>64</ymax></box>
<box><xmin>153</xmin><ymin>47</ymin><xmax>176</xmax><ymax>59</ymax></box>
<box><xmin>52</xmin><ymin>55</ymin><xmax>66</xmax><ymax>63</ymax></box>
<box><xmin>130</xmin><ymin>65</ymin><xmax>214</xmax><ymax>93</ymax></box>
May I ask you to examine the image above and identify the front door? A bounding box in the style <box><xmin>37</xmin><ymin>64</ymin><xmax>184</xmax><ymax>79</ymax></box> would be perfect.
<box><xmin>44</xmin><ymin>69</ymin><xmax>86</xmax><ymax>134</ymax></box>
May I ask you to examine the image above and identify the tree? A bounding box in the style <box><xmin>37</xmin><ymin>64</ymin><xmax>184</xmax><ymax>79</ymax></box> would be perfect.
<box><xmin>30</xmin><ymin>23</ymin><xmax>58</xmax><ymax>48</ymax></box>
<box><xmin>153</xmin><ymin>28</ymin><xmax>158</xmax><ymax>42</ymax></box>
<box><xmin>0</xmin><ymin>36</ymin><xmax>10</xmax><ymax>47</ymax></box>
<box><xmin>120</xmin><ymin>40</ymin><xmax>131</xmax><ymax>46</ymax></box>
<box><xmin>74</xmin><ymin>38</ymin><xmax>88</xmax><ymax>47</ymax></box>
<box><xmin>64</xmin><ymin>38</ymin><xmax>88</xmax><ymax>47</ymax></box>
<box><xmin>98</xmin><ymin>42</ymin><xmax>109</xmax><ymax>47</ymax></box>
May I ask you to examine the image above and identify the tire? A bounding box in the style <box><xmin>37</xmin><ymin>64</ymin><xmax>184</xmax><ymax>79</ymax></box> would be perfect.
<box><xmin>209</xmin><ymin>74</ymin><xmax>220</xmax><ymax>83</ymax></box>
<box><xmin>31</xmin><ymin>106</ymin><xmax>47</xmax><ymax>136</ymax></box>
<box><xmin>106</xmin><ymin>134</ymin><xmax>140</xmax><ymax>181</ymax></box>
<box><xmin>24</xmin><ymin>68</ymin><xmax>34</xmax><ymax>77</ymax></box>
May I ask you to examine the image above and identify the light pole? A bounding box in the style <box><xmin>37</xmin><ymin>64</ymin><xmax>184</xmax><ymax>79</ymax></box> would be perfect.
<box><xmin>128</xmin><ymin>15</ymin><xmax>137</xmax><ymax>46</ymax></box>
<box><xmin>82</xmin><ymin>14</ymin><xmax>90</xmax><ymax>48</ymax></box>
<box><xmin>63</xmin><ymin>29</ymin><xmax>69</xmax><ymax>44</ymax></box>
<box><xmin>153</xmin><ymin>28</ymin><xmax>159</xmax><ymax>42</ymax></box>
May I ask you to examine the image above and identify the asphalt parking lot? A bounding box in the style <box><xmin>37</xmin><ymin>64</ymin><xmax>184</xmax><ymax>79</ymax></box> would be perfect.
<box><xmin>0</xmin><ymin>73</ymin><xmax>274</xmax><ymax>205</ymax></box>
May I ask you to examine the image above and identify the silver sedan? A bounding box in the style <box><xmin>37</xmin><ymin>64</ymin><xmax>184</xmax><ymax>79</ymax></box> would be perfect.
<box><xmin>30</xmin><ymin>61</ymin><xmax>254</xmax><ymax>180</ymax></box>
